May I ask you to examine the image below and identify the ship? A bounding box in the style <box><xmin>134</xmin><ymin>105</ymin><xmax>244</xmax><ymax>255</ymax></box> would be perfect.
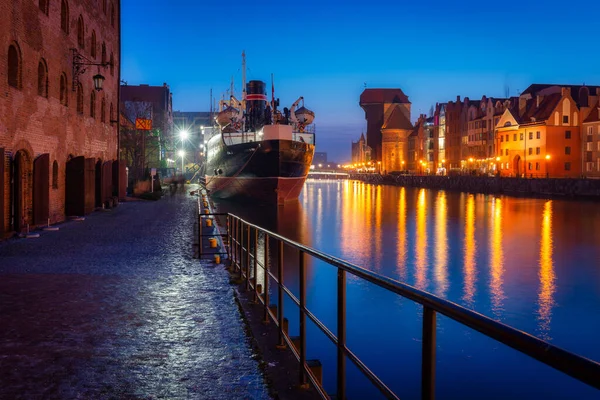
<box><xmin>204</xmin><ymin>53</ymin><xmax>315</xmax><ymax>204</ymax></box>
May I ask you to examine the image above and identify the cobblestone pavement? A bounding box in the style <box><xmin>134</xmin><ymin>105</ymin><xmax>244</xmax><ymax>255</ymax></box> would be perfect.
<box><xmin>0</xmin><ymin>186</ymin><xmax>271</xmax><ymax>400</ymax></box>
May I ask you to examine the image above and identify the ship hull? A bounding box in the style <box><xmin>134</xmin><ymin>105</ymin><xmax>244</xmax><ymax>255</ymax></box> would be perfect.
<box><xmin>205</xmin><ymin>138</ymin><xmax>314</xmax><ymax>204</ymax></box>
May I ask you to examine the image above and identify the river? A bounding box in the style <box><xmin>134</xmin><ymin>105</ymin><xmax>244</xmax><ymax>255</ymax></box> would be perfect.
<box><xmin>212</xmin><ymin>179</ymin><xmax>600</xmax><ymax>399</ymax></box>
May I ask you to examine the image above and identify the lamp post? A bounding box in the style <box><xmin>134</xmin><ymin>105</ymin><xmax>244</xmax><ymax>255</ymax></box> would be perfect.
<box><xmin>178</xmin><ymin>149</ymin><xmax>185</xmax><ymax>175</ymax></box>
<box><xmin>442</xmin><ymin>158</ymin><xmax>446</xmax><ymax>175</ymax></box>
<box><xmin>377</xmin><ymin>161</ymin><xmax>381</xmax><ymax>174</ymax></box>
<box><xmin>545</xmin><ymin>154</ymin><xmax>551</xmax><ymax>178</ymax></box>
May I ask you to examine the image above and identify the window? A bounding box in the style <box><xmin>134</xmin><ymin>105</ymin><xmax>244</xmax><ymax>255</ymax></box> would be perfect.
<box><xmin>52</xmin><ymin>161</ymin><xmax>58</xmax><ymax>189</ymax></box>
<box><xmin>587</xmin><ymin>142</ymin><xmax>593</xmax><ymax>151</ymax></box>
<box><xmin>77</xmin><ymin>15</ymin><xmax>84</xmax><ymax>49</ymax></box>
<box><xmin>536</xmin><ymin>162</ymin><xmax>540</xmax><ymax>171</ymax></box>
<box><xmin>536</xmin><ymin>131</ymin><xmax>541</xmax><ymax>139</ymax></box>
<box><xmin>101</xmin><ymin>43</ymin><xmax>106</xmax><ymax>64</ymax></box>
<box><xmin>565</xmin><ymin>146</ymin><xmax>571</xmax><ymax>155</ymax></box>
<box><xmin>39</xmin><ymin>0</ymin><xmax>49</xmax><ymax>15</ymax></box>
<box><xmin>76</xmin><ymin>83</ymin><xmax>83</xmax><ymax>114</ymax></box>
<box><xmin>563</xmin><ymin>115</ymin><xmax>569</xmax><ymax>124</ymax></box>
<box><xmin>528</xmin><ymin>162</ymin><xmax>532</xmax><ymax>171</ymax></box>
<box><xmin>588</xmin><ymin>126</ymin><xmax>593</xmax><ymax>135</ymax></box>
<box><xmin>37</xmin><ymin>59</ymin><xmax>48</xmax><ymax>97</ymax></box>
<box><xmin>505</xmin><ymin>149</ymin><xmax>509</xmax><ymax>156</ymax></box>
<box><xmin>91</xmin><ymin>30</ymin><xmax>96</xmax><ymax>58</ymax></box>
<box><xmin>8</xmin><ymin>44</ymin><xmax>21</xmax><ymax>88</ymax></box>
<box><xmin>110</xmin><ymin>2</ymin><xmax>115</xmax><ymax>27</ymax></box>
<box><xmin>90</xmin><ymin>91</ymin><xmax>96</xmax><ymax>118</ymax></box>
<box><xmin>110</xmin><ymin>52</ymin><xmax>114</xmax><ymax>75</ymax></box>
<box><xmin>101</xmin><ymin>97</ymin><xmax>106</xmax><ymax>122</ymax></box>
<box><xmin>536</xmin><ymin>147</ymin><xmax>540</xmax><ymax>155</ymax></box>
<box><xmin>61</xmin><ymin>0</ymin><xmax>69</xmax><ymax>33</ymax></box>
<box><xmin>60</xmin><ymin>73</ymin><xmax>68</xmax><ymax>105</ymax></box>
<box><xmin>565</xmin><ymin>162</ymin><xmax>571</xmax><ymax>171</ymax></box>
<box><xmin>520</xmin><ymin>133</ymin><xmax>524</xmax><ymax>140</ymax></box>
<box><xmin>528</xmin><ymin>148</ymin><xmax>532</xmax><ymax>155</ymax></box>
<box><xmin>103</xmin><ymin>0</ymin><xmax>107</xmax><ymax>14</ymax></box>
<box><xmin>565</xmin><ymin>130</ymin><xmax>571</xmax><ymax>139</ymax></box>
<box><xmin>500</xmin><ymin>135</ymin><xmax>504</xmax><ymax>142</ymax></box>
<box><xmin>586</xmin><ymin>162</ymin><xmax>594</xmax><ymax>172</ymax></box>
<box><xmin>513</xmin><ymin>134</ymin><xmax>517</xmax><ymax>141</ymax></box>
<box><xmin>506</xmin><ymin>134</ymin><xmax>509</xmax><ymax>142</ymax></box>
<box><xmin>529</xmin><ymin>132</ymin><xmax>533</xmax><ymax>140</ymax></box>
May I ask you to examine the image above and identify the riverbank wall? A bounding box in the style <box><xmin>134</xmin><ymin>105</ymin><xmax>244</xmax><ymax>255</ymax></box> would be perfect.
<box><xmin>350</xmin><ymin>174</ymin><xmax>600</xmax><ymax>199</ymax></box>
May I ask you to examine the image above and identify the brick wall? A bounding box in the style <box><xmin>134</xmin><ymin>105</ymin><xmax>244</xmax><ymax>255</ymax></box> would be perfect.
<box><xmin>0</xmin><ymin>0</ymin><xmax>120</xmax><ymax>237</ymax></box>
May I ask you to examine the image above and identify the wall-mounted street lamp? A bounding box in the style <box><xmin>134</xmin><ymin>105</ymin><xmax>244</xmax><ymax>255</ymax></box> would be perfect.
<box><xmin>71</xmin><ymin>48</ymin><xmax>111</xmax><ymax>91</ymax></box>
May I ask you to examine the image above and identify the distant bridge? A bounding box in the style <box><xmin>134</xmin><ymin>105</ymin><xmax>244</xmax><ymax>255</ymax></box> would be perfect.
<box><xmin>307</xmin><ymin>171</ymin><xmax>349</xmax><ymax>180</ymax></box>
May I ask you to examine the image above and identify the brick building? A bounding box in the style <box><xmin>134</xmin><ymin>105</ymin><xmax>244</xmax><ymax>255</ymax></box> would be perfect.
<box><xmin>1</xmin><ymin>0</ymin><xmax>122</xmax><ymax>238</ymax></box>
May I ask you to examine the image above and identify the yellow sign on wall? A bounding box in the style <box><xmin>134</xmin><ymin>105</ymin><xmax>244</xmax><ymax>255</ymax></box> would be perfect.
<box><xmin>135</xmin><ymin>118</ymin><xmax>152</xmax><ymax>130</ymax></box>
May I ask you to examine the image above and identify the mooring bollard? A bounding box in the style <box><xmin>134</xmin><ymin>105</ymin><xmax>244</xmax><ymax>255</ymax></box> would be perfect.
<box><xmin>206</xmin><ymin>218</ymin><xmax>213</xmax><ymax>227</ymax></box>
<box><xmin>209</xmin><ymin>237</ymin><xmax>217</xmax><ymax>248</ymax></box>
<box><xmin>214</xmin><ymin>254</ymin><xmax>221</xmax><ymax>264</ymax></box>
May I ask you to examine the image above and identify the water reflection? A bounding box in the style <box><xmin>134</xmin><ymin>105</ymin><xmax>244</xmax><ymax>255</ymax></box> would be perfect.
<box><xmin>537</xmin><ymin>201</ymin><xmax>556</xmax><ymax>340</ymax></box>
<box><xmin>434</xmin><ymin>191</ymin><xmax>448</xmax><ymax>297</ymax></box>
<box><xmin>489</xmin><ymin>197</ymin><xmax>505</xmax><ymax>318</ymax></box>
<box><xmin>396</xmin><ymin>187</ymin><xmax>407</xmax><ymax>281</ymax></box>
<box><xmin>415</xmin><ymin>189</ymin><xmax>428</xmax><ymax>290</ymax></box>
<box><xmin>463</xmin><ymin>194</ymin><xmax>476</xmax><ymax>306</ymax></box>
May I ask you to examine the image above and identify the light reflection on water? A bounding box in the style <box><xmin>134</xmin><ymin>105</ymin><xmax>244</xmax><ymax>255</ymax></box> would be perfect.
<box><xmin>213</xmin><ymin>180</ymin><xmax>600</xmax><ymax>399</ymax></box>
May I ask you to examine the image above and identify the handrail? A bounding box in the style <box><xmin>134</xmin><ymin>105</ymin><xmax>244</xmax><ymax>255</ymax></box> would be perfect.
<box><xmin>225</xmin><ymin>213</ymin><xmax>600</xmax><ymax>399</ymax></box>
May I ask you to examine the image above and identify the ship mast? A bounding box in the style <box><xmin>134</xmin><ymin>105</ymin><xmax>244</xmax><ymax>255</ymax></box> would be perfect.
<box><xmin>241</xmin><ymin>50</ymin><xmax>246</xmax><ymax>133</ymax></box>
<box><xmin>230</xmin><ymin>75</ymin><xmax>234</xmax><ymax>105</ymax></box>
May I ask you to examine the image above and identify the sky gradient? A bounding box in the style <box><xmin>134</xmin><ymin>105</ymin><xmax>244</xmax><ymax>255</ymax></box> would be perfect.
<box><xmin>121</xmin><ymin>0</ymin><xmax>600</xmax><ymax>162</ymax></box>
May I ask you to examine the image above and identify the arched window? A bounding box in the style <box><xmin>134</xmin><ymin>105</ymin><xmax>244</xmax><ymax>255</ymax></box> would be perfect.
<box><xmin>110</xmin><ymin>2</ymin><xmax>115</xmax><ymax>27</ymax></box>
<box><xmin>91</xmin><ymin>30</ymin><xmax>96</xmax><ymax>58</ymax></box>
<box><xmin>61</xmin><ymin>0</ymin><xmax>69</xmax><ymax>33</ymax></box>
<box><xmin>110</xmin><ymin>102</ymin><xmax>114</xmax><ymax>122</ymax></box>
<box><xmin>60</xmin><ymin>73</ymin><xmax>68</xmax><ymax>105</ymax></box>
<box><xmin>76</xmin><ymin>83</ymin><xmax>83</xmax><ymax>114</ymax></box>
<box><xmin>39</xmin><ymin>0</ymin><xmax>49</xmax><ymax>15</ymax></box>
<box><xmin>101</xmin><ymin>42</ymin><xmax>106</xmax><ymax>64</ymax></box>
<box><xmin>110</xmin><ymin>52</ymin><xmax>114</xmax><ymax>76</ymax></box>
<box><xmin>8</xmin><ymin>44</ymin><xmax>21</xmax><ymax>89</ymax></box>
<box><xmin>101</xmin><ymin>97</ymin><xmax>106</xmax><ymax>122</ymax></box>
<box><xmin>90</xmin><ymin>91</ymin><xmax>96</xmax><ymax>118</ymax></box>
<box><xmin>77</xmin><ymin>15</ymin><xmax>84</xmax><ymax>49</ymax></box>
<box><xmin>38</xmin><ymin>59</ymin><xmax>49</xmax><ymax>97</ymax></box>
<box><xmin>52</xmin><ymin>161</ymin><xmax>59</xmax><ymax>189</ymax></box>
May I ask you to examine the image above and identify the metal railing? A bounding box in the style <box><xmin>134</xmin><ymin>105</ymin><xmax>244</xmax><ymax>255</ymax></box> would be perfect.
<box><xmin>224</xmin><ymin>213</ymin><xmax>600</xmax><ymax>400</ymax></box>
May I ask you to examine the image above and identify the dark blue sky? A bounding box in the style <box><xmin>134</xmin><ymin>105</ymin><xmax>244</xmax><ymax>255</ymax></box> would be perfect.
<box><xmin>122</xmin><ymin>0</ymin><xmax>600</xmax><ymax>162</ymax></box>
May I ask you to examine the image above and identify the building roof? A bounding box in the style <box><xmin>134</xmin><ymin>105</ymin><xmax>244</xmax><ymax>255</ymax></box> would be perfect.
<box><xmin>382</xmin><ymin>106</ymin><xmax>413</xmax><ymax>130</ymax></box>
<box><xmin>584</xmin><ymin>100</ymin><xmax>600</xmax><ymax>123</ymax></box>
<box><xmin>360</xmin><ymin>89</ymin><xmax>410</xmax><ymax>105</ymax></box>
<box><xmin>521</xmin><ymin>84</ymin><xmax>600</xmax><ymax>107</ymax></box>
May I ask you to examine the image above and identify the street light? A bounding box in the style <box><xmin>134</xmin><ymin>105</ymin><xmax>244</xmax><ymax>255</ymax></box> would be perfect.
<box><xmin>179</xmin><ymin>129</ymin><xmax>189</xmax><ymax>141</ymax></box>
<box><xmin>545</xmin><ymin>154</ymin><xmax>551</xmax><ymax>178</ymax></box>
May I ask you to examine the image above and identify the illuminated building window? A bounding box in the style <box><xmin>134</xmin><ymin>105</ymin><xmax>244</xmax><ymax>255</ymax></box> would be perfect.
<box><xmin>528</xmin><ymin>148</ymin><xmax>533</xmax><ymax>155</ymax></box>
<box><xmin>528</xmin><ymin>162</ymin><xmax>532</xmax><ymax>170</ymax></box>
<box><xmin>529</xmin><ymin>132</ymin><xmax>533</xmax><ymax>139</ymax></box>
<box><xmin>513</xmin><ymin>134</ymin><xmax>517</xmax><ymax>141</ymax></box>
<box><xmin>536</xmin><ymin>162</ymin><xmax>540</xmax><ymax>171</ymax></box>
<box><xmin>536</xmin><ymin>147</ymin><xmax>540</xmax><ymax>155</ymax></box>
<box><xmin>565</xmin><ymin>146</ymin><xmax>571</xmax><ymax>155</ymax></box>
<box><xmin>537</xmin><ymin>131</ymin><xmax>541</xmax><ymax>139</ymax></box>
<box><xmin>565</xmin><ymin>130</ymin><xmax>571</xmax><ymax>139</ymax></box>
<box><xmin>587</xmin><ymin>126</ymin><xmax>593</xmax><ymax>135</ymax></box>
<box><xmin>565</xmin><ymin>162</ymin><xmax>571</xmax><ymax>171</ymax></box>
<box><xmin>587</xmin><ymin>162</ymin><xmax>594</xmax><ymax>172</ymax></box>
<box><xmin>587</xmin><ymin>142</ymin><xmax>593</xmax><ymax>151</ymax></box>
<box><xmin>520</xmin><ymin>133</ymin><xmax>524</xmax><ymax>140</ymax></box>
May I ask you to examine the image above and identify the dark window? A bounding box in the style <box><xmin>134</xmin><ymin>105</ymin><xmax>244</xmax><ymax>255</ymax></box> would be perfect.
<box><xmin>52</xmin><ymin>161</ymin><xmax>59</xmax><ymax>189</ymax></box>
<box><xmin>528</xmin><ymin>162</ymin><xmax>532</xmax><ymax>170</ymax></box>
<box><xmin>565</xmin><ymin>146</ymin><xmax>571</xmax><ymax>155</ymax></box>
<box><xmin>563</xmin><ymin>115</ymin><xmax>569</xmax><ymax>124</ymax></box>
<box><xmin>505</xmin><ymin>149</ymin><xmax>509</xmax><ymax>156</ymax></box>
<box><xmin>513</xmin><ymin>134</ymin><xmax>517</xmax><ymax>141</ymax></box>
<box><xmin>102</xmin><ymin>0</ymin><xmax>107</xmax><ymax>14</ymax></box>
<box><xmin>60</xmin><ymin>73</ymin><xmax>68</xmax><ymax>105</ymax></box>
<box><xmin>38</xmin><ymin>60</ymin><xmax>48</xmax><ymax>97</ymax></box>
<box><xmin>536</xmin><ymin>147</ymin><xmax>540</xmax><ymax>155</ymax></box>
<box><xmin>536</xmin><ymin>162</ymin><xmax>540</xmax><ymax>171</ymax></box>
<box><xmin>110</xmin><ymin>2</ymin><xmax>115</xmax><ymax>27</ymax></box>
<box><xmin>565</xmin><ymin>130</ymin><xmax>571</xmax><ymax>139</ymax></box>
<box><xmin>101</xmin><ymin>43</ymin><xmax>106</xmax><ymax>64</ymax></box>
<box><xmin>39</xmin><ymin>0</ymin><xmax>49</xmax><ymax>15</ymax></box>
<box><xmin>565</xmin><ymin>162</ymin><xmax>571</xmax><ymax>171</ymax></box>
<box><xmin>101</xmin><ymin>97</ymin><xmax>106</xmax><ymax>122</ymax></box>
<box><xmin>506</xmin><ymin>134</ymin><xmax>509</xmax><ymax>142</ymax></box>
<box><xmin>529</xmin><ymin>132</ymin><xmax>533</xmax><ymax>140</ymax></box>
<box><xmin>500</xmin><ymin>136</ymin><xmax>504</xmax><ymax>142</ymax></box>
<box><xmin>61</xmin><ymin>0</ymin><xmax>69</xmax><ymax>33</ymax></box>
<box><xmin>110</xmin><ymin>52</ymin><xmax>114</xmax><ymax>76</ymax></box>
<box><xmin>8</xmin><ymin>44</ymin><xmax>21</xmax><ymax>88</ymax></box>
<box><xmin>520</xmin><ymin>133</ymin><xmax>524</xmax><ymax>140</ymax></box>
<box><xmin>91</xmin><ymin>30</ymin><xmax>96</xmax><ymax>58</ymax></box>
<box><xmin>76</xmin><ymin>83</ymin><xmax>83</xmax><ymax>114</ymax></box>
<box><xmin>77</xmin><ymin>15</ymin><xmax>84</xmax><ymax>49</ymax></box>
<box><xmin>528</xmin><ymin>147</ymin><xmax>532</xmax><ymax>155</ymax></box>
<box><xmin>90</xmin><ymin>91</ymin><xmax>96</xmax><ymax>118</ymax></box>
<box><xmin>536</xmin><ymin>131</ymin><xmax>541</xmax><ymax>139</ymax></box>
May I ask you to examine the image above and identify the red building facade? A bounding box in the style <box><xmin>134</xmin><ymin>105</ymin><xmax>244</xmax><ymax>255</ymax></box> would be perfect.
<box><xmin>1</xmin><ymin>0</ymin><xmax>121</xmax><ymax>238</ymax></box>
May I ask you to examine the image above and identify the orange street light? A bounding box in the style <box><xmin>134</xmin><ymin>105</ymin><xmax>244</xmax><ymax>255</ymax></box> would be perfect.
<box><xmin>545</xmin><ymin>154</ymin><xmax>551</xmax><ymax>160</ymax></box>
<box><xmin>496</xmin><ymin>157</ymin><xmax>501</xmax><ymax>161</ymax></box>
<box><xmin>545</xmin><ymin>154</ymin><xmax>551</xmax><ymax>178</ymax></box>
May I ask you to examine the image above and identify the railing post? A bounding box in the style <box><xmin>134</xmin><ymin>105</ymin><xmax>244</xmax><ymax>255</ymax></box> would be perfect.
<box><xmin>245</xmin><ymin>223</ymin><xmax>251</xmax><ymax>289</ymax></box>
<box><xmin>277</xmin><ymin>240</ymin><xmax>285</xmax><ymax>348</ymax></box>
<box><xmin>263</xmin><ymin>233</ymin><xmax>270</xmax><ymax>323</ymax></box>
<box><xmin>198</xmin><ymin>209</ymin><xmax>202</xmax><ymax>258</ymax></box>
<box><xmin>253</xmin><ymin>227</ymin><xmax>259</xmax><ymax>303</ymax></box>
<box><xmin>299</xmin><ymin>250</ymin><xmax>307</xmax><ymax>387</ymax></box>
<box><xmin>337</xmin><ymin>268</ymin><xmax>347</xmax><ymax>400</ymax></box>
<box><xmin>226</xmin><ymin>215</ymin><xmax>230</xmax><ymax>258</ymax></box>
<box><xmin>422</xmin><ymin>306</ymin><xmax>436</xmax><ymax>400</ymax></box>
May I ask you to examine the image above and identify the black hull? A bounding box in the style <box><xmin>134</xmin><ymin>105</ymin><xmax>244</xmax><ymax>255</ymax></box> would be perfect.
<box><xmin>205</xmin><ymin>138</ymin><xmax>314</xmax><ymax>203</ymax></box>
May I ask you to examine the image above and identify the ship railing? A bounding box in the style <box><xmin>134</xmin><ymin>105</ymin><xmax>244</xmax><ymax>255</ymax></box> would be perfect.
<box><xmin>225</xmin><ymin>213</ymin><xmax>600</xmax><ymax>400</ymax></box>
<box><xmin>222</xmin><ymin>131</ymin><xmax>259</xmax><ymax>146</ymax></box>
